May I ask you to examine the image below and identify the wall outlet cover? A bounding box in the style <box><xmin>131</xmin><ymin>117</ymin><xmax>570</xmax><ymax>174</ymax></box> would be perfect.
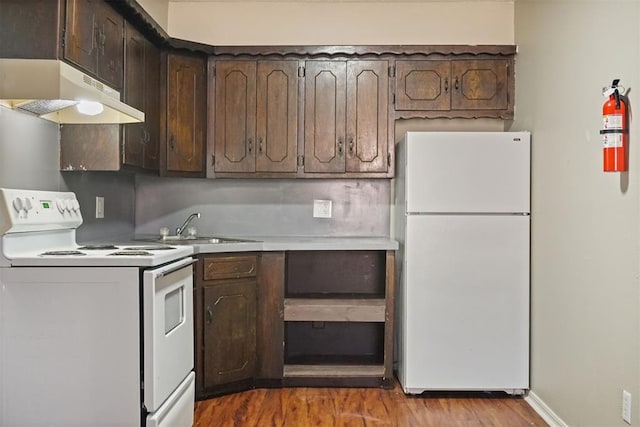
<box><xmin>313</xmin><ymin>199</ymin><xmax>332</xmax><ymax>218</ymax></box>
<box><xmin>95</xmin><ymin>196</ymin><xmax>104</xmax><ymax>219</ymax></box>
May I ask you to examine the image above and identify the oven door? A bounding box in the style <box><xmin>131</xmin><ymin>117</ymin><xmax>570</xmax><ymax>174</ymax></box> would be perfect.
<box><xmin>143</xmin><ymin>257</ymin><xmax>195</xmax><ymax>413</ymax></box>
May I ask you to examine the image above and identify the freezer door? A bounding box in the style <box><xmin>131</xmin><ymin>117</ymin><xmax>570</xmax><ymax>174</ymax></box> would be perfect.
<box><xmin>400</xmin><ymin>215</ymin><xmax>529</xmax><ymax>393</ymax></box>
<box><xmin>405</xmin><ymin>132</ymin><xmax>530</xmax><ymax>213</ymax></box>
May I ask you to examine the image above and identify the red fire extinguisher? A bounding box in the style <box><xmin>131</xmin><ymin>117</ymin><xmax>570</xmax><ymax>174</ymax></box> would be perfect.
<box><xmin>600</xmin><ymin>79</ymin><xmax>628</xmax><ymax>172</ymax></box>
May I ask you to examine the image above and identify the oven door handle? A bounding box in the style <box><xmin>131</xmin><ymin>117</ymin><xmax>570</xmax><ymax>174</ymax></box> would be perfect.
<box><xmin>155</xmin><ymin>257</ymin><xmax>197</xmax><ymax>279</ymax></box>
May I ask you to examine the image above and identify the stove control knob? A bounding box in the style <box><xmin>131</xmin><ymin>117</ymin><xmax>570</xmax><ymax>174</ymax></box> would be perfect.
<box><xmin>56</xmin><ymin>199</ymin><xmax>67</xmax><ymax>213</ymax></box>
<box><xmin>66</xmin><ymin>199</ymin><xmax>74</xmax><ymax>212</ymax></box>
<box><xmin>72</xmin><ymin>200</ymin><xmax>80</xmax><ymax>212</ymax></box>
<box><xmin>12</xmin><ymin>198</ymin><xmax>23</xmax><ymax>213</ymax></box>
<box><xmin>22</xmin><ymin>198</ymin><xmax>33</xmax><ymax>212</ymax></box>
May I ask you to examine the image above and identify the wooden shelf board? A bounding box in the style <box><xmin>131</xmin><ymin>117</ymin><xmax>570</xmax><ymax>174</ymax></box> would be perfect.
<box><xmin>284</xmin><ymin>298</ymin><xmax>386</xmax><ymax>322</ymax></box>
<box><xmin>283</xmin><ymin>364</ymin><xmax>385</xmax><ymax>377</ymax></box>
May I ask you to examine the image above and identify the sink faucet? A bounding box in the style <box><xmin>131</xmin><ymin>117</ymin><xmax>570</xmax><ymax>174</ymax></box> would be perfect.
<box><xmin>176</xmin><ymin>212</ymin><xmax>200</xmax><ymax>237</ymax></box>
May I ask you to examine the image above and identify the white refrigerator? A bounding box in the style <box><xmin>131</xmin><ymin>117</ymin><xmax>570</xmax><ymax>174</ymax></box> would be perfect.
<box><xmin>393</xmin><ymin>131</ymin><xmax>530</xmax><ymax>394</ymax></box>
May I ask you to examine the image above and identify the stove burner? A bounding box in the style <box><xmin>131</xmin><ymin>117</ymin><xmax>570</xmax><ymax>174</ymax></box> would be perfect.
<box><xmin>40</xmin><ymin>250</ymin><xmax>86</xmax><ymax>256</ymax></box>
<box><xmin>109</xmin><ymin>250</ymin><xmax>153</xmax><ymax>256</ymax></box>
<box><xmin>78</xmin><ymin>244</ymin><xmax>119</xmax><ymax>250</ymax></box>
<box><xmin>122</xmin><ymin>246</ymin><xmax>175</xmax><ymax>251</ymax></box>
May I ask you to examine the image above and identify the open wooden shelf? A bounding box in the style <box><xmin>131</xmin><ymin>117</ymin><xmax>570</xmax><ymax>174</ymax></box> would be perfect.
<box><xmin>283</xmin><ymin>364</ymin><xmax>385</xmax><ymax>378</ymax></box>
<box><xmin>279</xmin><ymin>250</ymin><xmax>395</xmax><ymax>388</ymax></box>
<box><xmin>284</xmin><ymin>298</ymin><xmax>386</xmax><ymax>322</ymax></box>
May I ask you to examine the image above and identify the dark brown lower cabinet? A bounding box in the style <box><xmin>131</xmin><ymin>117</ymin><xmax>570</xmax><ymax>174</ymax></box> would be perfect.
<box><xmin>195</xmin><ymin>254</ymin><xmax>258</xmax><ymax>399</ymax></box>
<box><xmin>194</xmin><ymin>250</ymin><xmax>395</xmax><ymax>399</ymax></box>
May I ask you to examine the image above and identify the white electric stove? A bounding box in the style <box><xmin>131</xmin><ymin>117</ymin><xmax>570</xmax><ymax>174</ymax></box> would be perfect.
<box><xmin>0</xmin><ymin>188</ymin><xmax>196</xmax><ymax>427</ymax></box>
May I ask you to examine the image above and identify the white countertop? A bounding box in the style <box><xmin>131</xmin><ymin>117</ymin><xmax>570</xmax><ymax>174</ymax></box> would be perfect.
<box><xmin>257</xmin><ymin>236</ymin><xmax>398</xmax><ymax>251</ymax></box>
<box><xmin>134</xmin><ymin>235</ymin><xmax>398</xmax><ymax>254</ymax></box>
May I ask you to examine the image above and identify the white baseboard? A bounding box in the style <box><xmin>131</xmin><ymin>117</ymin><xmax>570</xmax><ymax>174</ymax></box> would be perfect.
<box><xmin>525</xmin><ymin>391</ymin><xmax>569</xmax><ymax>427</ymax></box>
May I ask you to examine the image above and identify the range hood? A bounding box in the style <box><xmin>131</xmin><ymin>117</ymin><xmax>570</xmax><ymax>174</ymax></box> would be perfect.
<box><xmin>0</xmin><ymin>59</ymin><xmax>144</xmax><ymax>124</ymax></box>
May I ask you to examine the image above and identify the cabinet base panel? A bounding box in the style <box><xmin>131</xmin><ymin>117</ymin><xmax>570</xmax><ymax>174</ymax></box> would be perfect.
<box><xmin>282</xmin><ymin>376</ymin><xmax>392</xmax><ymax>388</ymax></box>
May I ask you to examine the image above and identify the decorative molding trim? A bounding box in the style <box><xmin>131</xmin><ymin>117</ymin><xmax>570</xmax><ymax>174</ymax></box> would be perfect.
<box><xmin>525</xmin><ymin>391</ymin><xmax>569</xmax><ymax>427</ymax></box>
<box><xmin>212</xmin><ymin>45</ymin><xmax>517</xmax><ymax>58</ymax></box>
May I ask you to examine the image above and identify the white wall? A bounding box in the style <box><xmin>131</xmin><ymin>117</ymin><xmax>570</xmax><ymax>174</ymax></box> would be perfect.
<box><xmin>167</xmin><ymin>1</ymin><xmax>514</xmax><ymax>45</ymax></box>
<box><xmin>0</xmin><ymin>108</ymin><xmax>61</xmax><ymax>190</ymax></box>
<box><xmin>137</xmin><ymin>0</ymin><xmax>170</xmax><ymax>30</ymax></box>
<box><xmin>512</xmin><ymin>1</ymin><xmax>640</xmax><ymax>425</ymax></box>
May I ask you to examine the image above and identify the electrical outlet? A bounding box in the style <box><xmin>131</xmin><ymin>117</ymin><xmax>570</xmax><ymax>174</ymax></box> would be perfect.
<box><xmin>95</xmin><ymin>196</ymin><xmax>104</xmax><ymax>219</ymax></box>
<box><xmin>623</xmin><ymin>390</ymin><xmax>632</xmax><ymax>424</ymax></box>
<box><xmin>313</xmin><ymin>199</ymin><xmax>332</xmax><ymax>218</ymax></box>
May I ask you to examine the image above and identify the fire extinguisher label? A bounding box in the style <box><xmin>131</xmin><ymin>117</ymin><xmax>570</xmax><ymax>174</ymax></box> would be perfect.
<box><xmin>603</xmin><ymin>114</ymin><xmax>623</xmax><ymax>129</ymax></box>
<box><xmin>603</xmin><ymin>133</ymin><xmax>623</xmax><ymax>148</ymax></box>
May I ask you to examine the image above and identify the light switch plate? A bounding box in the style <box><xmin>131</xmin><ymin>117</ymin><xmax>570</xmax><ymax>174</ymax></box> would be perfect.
<box><xmin>313</xmin><ymin>199</ymin><xmax>332</xmax><ymax>218</ymax></box>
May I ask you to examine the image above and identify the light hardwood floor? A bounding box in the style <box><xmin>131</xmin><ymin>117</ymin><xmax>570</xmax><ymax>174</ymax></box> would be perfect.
<box><xmin>194</xmin><ymin>382</ymin><xmax>548</xmax><ymax>426</ymax></box>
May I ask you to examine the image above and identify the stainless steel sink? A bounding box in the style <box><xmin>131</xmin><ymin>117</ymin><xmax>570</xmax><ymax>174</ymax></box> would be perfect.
<box><xmin>147</xmin><ymin>236</ymin><xmax>255</xmax><ymax>245</ymax></box>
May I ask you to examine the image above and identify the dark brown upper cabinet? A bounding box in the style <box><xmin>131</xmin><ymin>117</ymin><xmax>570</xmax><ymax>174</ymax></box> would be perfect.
<box><xmin>122</xmin><ymin>21</ymin><xmax>160</xmax><ymax>171</ymax></box>
<box><xmin>395</xmin><ymin>59</ymin><xmax>511</xmax><ymax>117</ymax></box>
<box><xmin>209</xmin><ymin>60</ymin><xmax>298</xmax><ymax>176</ymax></box>
<box><xmin>161</xmin><ymin>52</ymin><xmax>207</xmax><ymax>177</ymax></box>
<box><xmin>304</xmin><ymin>60</ymin><xmax>389</xmax><ymax>174</ymax></box>
<box><xmin>65</xmin><ymin>0</ymin><xmax>124</xmax><ymax>89</ymax></box>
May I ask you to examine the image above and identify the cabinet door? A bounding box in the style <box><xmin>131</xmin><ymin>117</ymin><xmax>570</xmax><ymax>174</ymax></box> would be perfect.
<box><xmin>166</xmin><ymin>53</ymin><xmax>206</xmax><ymax>174</ymax></box>
<box><xmin>94</xmin><ymin>0</ymin><xmax>123</xmax><ymax>89</ymax></box>
<box><xmin>346</xmin><ymin>60</ymin><xmax>389</xmax><ymax>173</ymax></box>
<box><xmin>304</xmin><ymin>61</ymin><xmax>346</xmax><ymax>173</ymax></box>
<box><xmin>123</xmin><ymin>23</ymin><xmax>160</xmax><ymax>171</ymax></box>
<box><xmin>144</xmin><ymin>42</ymin><xmax>161</xmax><ymax>171</ymax></box>
<box><xmin>0</xmin><ymin>0</ymin><xmax>63</xmax><ymax>59</ymax></box>
<box><xmin>123</xmin><ymin>23</ymin><xmax>145</xmax><ymax>169</ymax></box>
<box><xmin>203</xmin><ymin>281</ymin><xmax>257</xmax><ymax>388</ymax></box>
<box><xmin>213</xmin><ymin>61</ymin><xmax>257</xmax><ymax>173</ymax></box>
<box><xmin>256</xmin><ymin>60</ymin><xmax>298</xmax><ymax>173</ymax></box>
<box><xmin>451</xmin><ymin>59</ymin><xmax>509</xmax><ymax>111</ymax></box>
<box><xmin>395</xmin><ymin>60</ymin><xmax>450</xmax><ymax>111</ymax></box>
<box><xmin>65</xmin><ymin>0</ymin><xmax>96</xmax><ymax>75</ymax></box>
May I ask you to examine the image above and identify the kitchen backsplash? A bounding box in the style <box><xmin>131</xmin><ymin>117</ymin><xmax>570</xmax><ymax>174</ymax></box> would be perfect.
<box><xmin>0</xmin><ymin>108</ymin><xmax>60</xmax><ymax>191</ymax></box>
<box><xmin>135</xmin><ymin>175</ymin><xmax>391</xmax><ymax>237</ymax></box>
<box><xmin>63</xmin><ymin>172</ymin><xmax>136</xmax><ymax>243</ymax></box>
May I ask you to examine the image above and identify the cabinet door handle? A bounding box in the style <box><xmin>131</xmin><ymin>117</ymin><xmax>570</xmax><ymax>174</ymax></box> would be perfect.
<box><xmin>248</xmin><ymin>138</ymin><xmax>253</xmax><ymax>154</ymax></box>
<box><xmin>338</xmin><ymin>138</ymin><xmax>343</xmax><ymax>156</ymax></box>
<box><xmin>348</xmin><ymin>137</ymin><xmax>354</xmax><ymax>155</ymax></box>
<box><xmin>444</xmin><ymin>77</ymin><xmax>449</xmax><ymax>93</ymax></box>
<box><xmin>206</xmin><ymin>306</ymin><xmax>213</xmax><ymax>324</ymax></box>
<box><xmin>454</xmin><ymin>77</ymin><xmax>460</xmax><ymax>91</ymax></box>
<box><xmin>258</xmin><ymin>137</ymin><xmax>263</xmax><ymax>153</ymax></box>
<box><xmin>99</xmin><ymin>29</ymin><xmax>106</xmax><ymax>54</ymax></box>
